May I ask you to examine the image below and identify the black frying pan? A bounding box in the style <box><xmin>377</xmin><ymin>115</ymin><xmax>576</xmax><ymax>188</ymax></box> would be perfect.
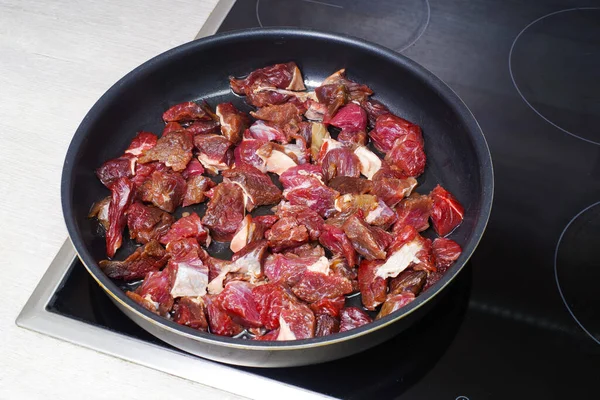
<box><xmin>61</xmin><ymin>28</ymin><xmax>493</xmax><ymax>367</ymax></box>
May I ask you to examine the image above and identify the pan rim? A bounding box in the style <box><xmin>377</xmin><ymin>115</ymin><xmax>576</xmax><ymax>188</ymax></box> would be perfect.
<box><xmin>61</xmin><ymin>27</ymin><xmax>494</xmax><ymax>350</ymax></box>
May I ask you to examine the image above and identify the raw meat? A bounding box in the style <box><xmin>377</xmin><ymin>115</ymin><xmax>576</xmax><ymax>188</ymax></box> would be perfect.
<box><xmin>126</xmin><ymin>202</ymin><xmax>174</xmax><ymax>244</ymax></box>
<box><xmin>329</xmin><ymin>103</ymin><xmax>367</xmax><ymax>133</ymax></box>
<box><xmin>162</xmin><ymin>101</ymin><xmax>210</xmax><ymax>123</ymax></box>
<box><xmin>370</xmin><ymin>113</ymin><xmax>423</xmax><ymax>153</ymax></box>
<box><xmin>126</xmin><ymin>268</ymin><xmax>174</xmax><ymax>316</ymax></box>
<box><xmin>342</xmin><ymin>213</ymin><xmax>392</xmax><ymax>260</ymax></box>
<box><xmin>204</xmin><ymin>295</ymin><xmax>244</xmax><ymax>336</ymax></box>
<box><xmin>339</xmin><ymin>307</ymin><xmax>373</xmax><ymax>332</ymax></box>
<box><xmin>172</xmin><ymin>297</ymin><xmax>208</xmax><ymax>331</ymax></box>
<box><xmin>216</xmin><ymin>102</ymin><xmax>250</xmax><ymax>144</ymax></box>
<box><xmin>106</xmin><ymin>177</ymin><xmax>135</xmax><ymax>257</ymax></box>
<box><xmin>318</xmin><ymin>224</ymin><xmax>358</xmax><ymax>266</ymax></box>
<box><xmin>182</xmin><ymin>175</ymin><xmax>215</xmax><ymax>207</ymax></box>
<box><xmin>328</xmin><ymin>176</ymin><xmax>373</xmax><ymax>195</ymax></box>
<box><xmin>315</xmin><ymin>314</ymin><xmax>340</xmax><ymax>337</ymax></box>
<box><xmin>291</xmin><ymin>271</ymin><xmax>353</xmax><ymax>303</ymax></box>
<box><xmin>99</xmin><ymin>239</ymin><xmax>168</xmax><ymax>281</ymax></box>
<box><xmin>194</xmin><ymin>134</ymin><xmax>234</xmax><ymax>174</ymax></box>
<box><xmin>201</xmin><ymin>182</ymin><xmax>246</xmax><ymax>242</ymax></box>
<box><xmin>430</xmin><ymin>185</ymin><xmax>464</xmax><ymax>236</ymax></box>
<box><xmin>393</xmin><ymin>193</ymin><xmax>433</xmax><ymax>233</ymax></box>
<box><xmin>138</xmin><ymin>130</ymin><xmax>193</xmax><ymax>172</ymax></box>
<box><xmin>377</xmin><ymin>292</ymin><xmax>415</xmax><ymax>319</ymax></box>
<box><xmin>217</xmin><ymin>281</ymin><xmax>262</xmax><ymax>328</ymax></box>
<box><xmin>358</xmin><ymin>259</ymin><xmax>388</xmax><ymax>310</ymax></box>
<box><xmin>138</xmin><ymin>169</ymin><xmax>186</xmax><ymax>213</ymax></box>
<box><xmin>222</xmin><ymin>164</ymin><xmax>282</xmax><ymax>211</ymax></box>
<box><xmin>159</xmin><ymin>212</ymin><xmax>210</xmax><ymax>246</ymax></box>
<box><xmin>321</xmin><ymin>147</ymin><xmax>361</xmax><ymax>183</ymax></box>
<box><xmin>432</xmin><ymin>237</ymin><xmax>462</xmax><ymax>271</ymax></box>
<box><xmin>389</xmin><ymin>269</ymin><xmax>427</xmax><ymax>296</ymax></box>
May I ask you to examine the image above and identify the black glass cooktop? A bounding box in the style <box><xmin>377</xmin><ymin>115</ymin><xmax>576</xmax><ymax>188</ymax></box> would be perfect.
<box><xmin>48</xmin><ymin>0</ymin><xmax>600</xmax><ymax>398</ymax></box>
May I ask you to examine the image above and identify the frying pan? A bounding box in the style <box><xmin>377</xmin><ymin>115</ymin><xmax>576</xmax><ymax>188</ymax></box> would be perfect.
<box><xmin>61</xmin><ymin>28</ymin><xmax>493</xmax><ymax>367</ymax></box>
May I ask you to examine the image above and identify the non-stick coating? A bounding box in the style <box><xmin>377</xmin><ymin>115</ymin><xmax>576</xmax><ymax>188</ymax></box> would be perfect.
<box><xmin>61</xmin><ymin>28</ymin><xmax>493</xmax><ymax>367</ymax></box>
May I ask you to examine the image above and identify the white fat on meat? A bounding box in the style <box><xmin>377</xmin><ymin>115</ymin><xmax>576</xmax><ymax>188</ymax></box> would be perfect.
<box><xmin>207</xmin><ymin>266</ymin><xmax>231</xmax><ymax>295</ymax></box>
<box><xmin>276</xmin><ymin>315</ymin><xmax>297</xmax><ymax>341</ymax></box>
<box><xmin>297</xmin><ymin>168</ymin><xmax>325</xmax><ymax>184</ymax></box>
<box><xmin>259</xmin><ymin>149</ymin><xmax>297</xmax><ymax>175</ymax></box>
<box><xmin>334</xmin><ymin>194</ymin><xmax>355</xmax><ymax>212</ymax></box>
<box><xmin>287</xmin><ymin>64</ymin><xmax>307</xmax><ymax>91</ymax></box>
<box><xmin>143</xmin><ymin>294</ymin><xmax>160</xmax><ymax>312</ymax></box>
<box><xmin>197</xmin><ymin>155</ymin><xmax>229</xmax><ymax>175</ymax></box>
<box><xmin>231</xmin><ymin>252</ymin><xmax>262</xmax><ymax>283</ymax></box>
<box><xmin>402</xmin><ymin>178</ymin><xmax>419</xmax><ymax>198</ymax></box>
<box><xmin>319</xmin><ymin>138</ymin><xmax>342</xmax><ymax>159</ymax></box>
<box><xmin>365</xmin><ymin>205</ymin><xmax>385</xmax><ymax>224</ymax></box>
<box><xmin>354</xmin><ymin>146</ymin><xmax>382</xmax><ymax>179</ymax></box>
<box><xmin>230</xmin><ymin>215</ymin><xmax>251</xmax><ymax>253</ymax></box>
<box><xmin>306</xmin><ymin>256</ymin><xmax>330</xmax><ymax>275</ymax></box>
<box><xmin>170</xmin><ymin>263</ymin><xmax>208</xmax><ymax>298</ymax></box>
<box><xmin>375</xmin><ymin>240</ymin><xmax>424</xmax><ymax>279</ymax></box>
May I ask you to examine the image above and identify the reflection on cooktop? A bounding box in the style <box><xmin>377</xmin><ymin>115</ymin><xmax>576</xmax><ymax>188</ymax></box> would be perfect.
<box><xmin>509</xmin><ymin>7</ymin><xmax>600</xmax><ymax>145</ymax></box>
<box><xmin>555</xmin><ymin>201</ymin><xmax>600</xmax><ymax>345</ymax></box>
<box><xmin>256</xmin><ymin>0</ymin><xmax>430</xmax><ymax>52</ymax></box>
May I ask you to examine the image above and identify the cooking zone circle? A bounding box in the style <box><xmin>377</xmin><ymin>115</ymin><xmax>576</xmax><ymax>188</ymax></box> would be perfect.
<box><xmin>509</xmin><ymin>8</ymin><xmax>600</xmax><ymax>145</ymax></box>
<box><xmin>554</xmin><ymin>201</ymin><xmax>600</xmax><ymax>345</ymax></box>
<box><xmin>256</xmin><ymin>0</ymin><xmax>430</xmax><ymax>52</ymax></box>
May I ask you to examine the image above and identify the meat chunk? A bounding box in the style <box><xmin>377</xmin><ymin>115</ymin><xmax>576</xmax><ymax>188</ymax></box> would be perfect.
<box><xmin>315</xmin><ymin>314</ymin><xmax>340</xmax><ymax>337</ymax></box>
<box><xmin>361</xmin><ymin>98</ymin><xmax>390</xmax><ymax>128</ymax></box>
<box><xmin>385</xmin><ymin>135</ymin><xmax>426</xmax><ymax>177</ymax></box>
<box><xmin>310</xmin><ymin>122</ymin><xmax>330</xmax><ymax>160</ymax></box>
<box><xmin>106</xmin><ymin>177</ymin><xmax>135</xmax><ymax>257</ymax></box>
<box><xmin>375</xmin><ymin>225</ymin><xmax>435</xmax><ymax>279</ymax></box>
<box><xmin>201</xmin><ymin>182</ymin><xmax>246</xmax><ymax>242</ymax></box>
<box><xmin>216</xmin><ymin>103</ymin><xmax>250</xmax><ymax>144</ymax></box>
<box><xmin>321</xmin><ymin>147</ymin><xmax>361</xmax><ymax>183</ymax></box>
<box><xmin>358</xmin><ymin>259</ymin><xmax>388</xmax><ymax>310</ymax></box>
<box><xmin>230</xmin><ymin>239</ymin><xmax>269</xmax><ymax>282</ymax></box>
<box><xmin>138</xmin><ymin>170</ymin><xmax>186</xmax><ymax>213</ymax></box>
<box><xmin>167</xmin><ymin>240</ymin><xmax>209</xmax><ymax>298</ymax></box>
<box><xmin>234</xmin><ymin>138</ymin><xmax>268</xmax><ymax>172</ymax></box>
<box><xmin>275</xmin><ymin>202</ymin><xmax>324</xmax><ymax>240</ymax></box>
<box><xmin>284</xmin><ymin>183</ymin><xmax>339</xmax><ymax>218</ymax></box>
<box><xmin>330</xmin><ymin>257</ymin><xmax>359</xmax><ymax>292</ymax></box>
<box><xmin>266</xmin><ymin>216</ymin><xmax>309</xmax><ymax>252</ymax></box>
<box><xmin>229</xmin><ymin>62</ymin><xmax>306</xmax><ymax>107</ymax></box>
<box><xmin>276</xmin><ymin>302</ymin><xmax>315</xmax><ymax>340</ymax></box>
<box><xmin>342</xmin><ymin>213</ymin><xmax>392</xmax><ymax>260</ymax></box>
<box><xmin>96</xmin><ymin>156</ymin><xmax>135</xmax><ymax>188</ymax></box>
<box><xmin>337</xmin><ymin>129</ymin><xmax>367</xmax><ymax>146</ymax></box>
<box><xmin>335</xmin><ymin>194</ymin><xmax>396</xmax><ymax>227</ymax></box>
<box><xmin>204</xmin><ymin>295</ymin><xmax>244</xmax><ymax>337</ymax></box>
<box><xmin>389</xmin><ymin>269</ymin><xmax>427</xmax><ymax>296</ymax></box>
<box><xmin>183</xmin><ymin>175</ymin><xmax>215</xmax><ymax>207</ymax></box>
<box><xmin>353</xmin><ymin>146</ymin><xmax>381</xmax><ymax>180</ymax></box>
<box><xmin>230</xmin><ymin>215</ymin><xmax>277</xmax><ymax>253</ymax></box>
<box><xmin>430</xmin><ymin>185</ymin><xmax>465</xmax><ymax>236</ymax></box>
<box><xmin>159</xmin><ymin>212</ymin><xmax>210</xmax><ymax>247</ymax></box>
<box><xmin>377</xmin><ymin>292</ymin><xmax>415</xmax><ymax>320</ymax></box>
<box><xmin>194</xmin><ymin>134</ymin><xmax>234</xmax><ymax>174</ymax></box>
<box><xmin>222</xmin><ymin>164</ymin><xmax>282</xmax><ymax>211</ymax></box>
<box><xmin>264</xmin><ymin>253</ymin><xmax>324</xmax><ymax>287</ymax></box>
<box><xmin>250</xmin><ymin>102</ymin><xmax>303</xmax><ymax>127</ymax></box>
<box><xmin>318</xmin><ymin>224</ymin><xmax>358</xmax><ymax>266</ymax></box>
<box><xmin>172</xmin><ymin>297</ymin><xmax>208</xmax><ymax>331</ymax></box>
<box><xmin>125</xmin><ymin>131</ymin><xmax>159</xmax><ymax>157</ymax></box>
<box><xmin>246</xmin><ymin>120</ymin><xmax>288</xmax><ymax>143</ymax></box>
<box><xmin>252</xmin><ymin>283</ymin><xmax>295</xmax><ymax>330</ymax></box>
<box><xmin>320</xmin><ymin>69</ymin><xmax>373</xmax><ymax>102</ymax></box>
<box><xmin>89</xmin><ymin>196</ymin><xmax>111</xmax><ymax>231</ymax></box>
<box><xmin>328</xmin><ymin>176</ymin><xmax>373</xmax><ymax>195</ymax></box>
<box><xmin>126</xmin><ymin>202</ymin><xmax>174</xmax><ymax>244</ymax></box>
<box><xmin>432</xmin><ymin>237</ymin><xmax>462</xmax><ymax>271</ymax></box>
<box><xmin>370</xmin><ymin>113</ymin><xmax>423</xmax><ymax>153</ymax></box>
<box><xmin>126</xmin><ymin>268</ymin><xmax>174</xmax><ymax>316</ymax></box>
<box><xmin>256</xmin><ymin>142</ymin><xmax>297</xmax><ymax>175</ymax></box>
<box><xmin>315</xmin><ymin>84</ymin><xmax>347</xmax><ymax>124</ymax></box>
<box><xmin>181</xmin><ymin>158</ymin><xmax>204</xmax><ymax>179</ymax></box>
<box><xmin>339</xmin><ymin>307</ymin><xmax>373</xmax><ymax>332</ymax></box>
<box><xmin>286</xmin><ymin>243</ymin><xmax>326</xmax><ymax>258</ymax></box>
<box><xmin>217</xmin><ymin>281</ymin><xmax>262</xmax><ymax>328</ymax></box>
<box><xmin>310</xmin><ymin>296</ymin><xmax>346</xmax><ymax>318</ymax></box>
<box><xmin>292</xmin><ymin>271</ymin><xmax>353</xmax><ymax>303</ymax></box>
<box><xmin>279</xmin><ymin>164</ymin><xmax>324</xmax><ymax>190</ymax></box>
<box><xmin>329</xmin><ymin>103</ymin><xmax>367</xmax><ymax>133</ymax></box>
<box><xmin>138</xmin><ymin>130</ymin><xmax>193</xmax><ymax>172</ymax></box>
<box><xmin>162</xmin><ymin>101</ymin><xmax>210</xmax><ymax>123</ymax></box>
<box><xmin>394</xmin><ymin>193</ymin><xmax>433</xmax><ymax>233</ymax></box>
<box><xmin>99</xmin><ymin>239</ymin><xmax>168</xmax><ymax>281</ymax></box>
<box><xmin>371</xmin><ymin>168</ymin><xmax>417</xmax><ymax>208</ymax></box>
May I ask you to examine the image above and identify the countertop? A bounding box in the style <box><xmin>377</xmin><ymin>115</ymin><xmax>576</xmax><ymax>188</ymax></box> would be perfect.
<box><xmin>0</xmin><ymin>1</ymin><xmax>247</xmax><ymax>398</ymax></box>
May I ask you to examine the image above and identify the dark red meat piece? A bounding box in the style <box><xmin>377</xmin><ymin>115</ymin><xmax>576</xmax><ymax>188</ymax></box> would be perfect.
<box><xmin>321</xmin><ymin>69</ymin><xmax>373</xmax><ymax>102</ymax></box>
<box><xmin>255</xmin><ymin>330</ymin><xmax>280</xmax><ymax>341</ymax></box>
<box><xmin>372</xmin><ymin>172</ymin><xmax>417</xmax><ymax>208</ymax></box>
<box><xmin>182</xmin><ymin>175</ymin><xmax>215</xmax><ymax>207</ymax></box>
<box><xmin>284</xmin><ymin>184</ymin><xmax>339</xmax><ymax>218</ymax></box>
<box><xmin>167</xmin><ymin>240</ymin><xmax>209</xmax><ymax>298</ymax></box>
<box><xmin>265</xmin><ymin>216</ymin><xmax>309</xmax><ymax>252</ymax></box>
<box><xmin>230</xmin><ymin>215</ymin><xmax>277</xmax><ymax>253</ymax></box>
<box><xmin>230</xmin><ymin>62</ymin><xmax>305</xmax><ymax>107</ymax></box>
<box><xmin>358</xmin><ymin>259</ymin><xmax>388</xmax><ymax>310</ymax></box>
<box><xmin>385</xmin><ymin>136</ymin><xmax>426</xmax><ymax>177</ymax></box>
<box><xmin>159</xmin><ymin>212</ymin><xmax>210</xmax><ymax>246</ymax></box>
<box><xmin>138</xmin><ymin>169</ymin><xmax>186</xmax><ymax>213</ymax></box>
<box><xmin>217</xmin><ymin>281</ymin><xmax>262</xmax><ymax>328</ymax></box>
<box><xmin>394</xmin><ymin>193</ymin><xmax>433</xmax><ymax>233</ymax></box>
<box><xmin>234</xmin><ymin>138</ymin><xmax>267</xmax><ymax>171</ymax></box>
<box><xmin>335</xmin><ymin>194</ymin><xmax>396</xmax><ymax>228</ymax></box>
<box><xmin>310</xmin><ymin>296</ymin><xmax>345</xmax><ymax>318</ymax></box>
<box><xmin>328</xmin><ymin>176</ymin><xmax>373</xmax><ymax>195</ymax></box>
<box><xmin>172</xmin><ymin>297</ymin><xmax>208</xmax><ymax>331</ymax></box>
<box><xmin>315</xmin><ymin>84</ymin><xmax>347</xmax><ymax>124</ymax></box>
<box><xmin>100</xmin><ymin>239</ymin><xmax>168</xmax><ymax>281</ymax></box>
<box><xmin>96</xmin><ymin>156</ymin><xmax>135</xmax><ymax>188</ymax></box>
<box><xmin>286</xmin><ymin>243</ymin><xmax>325</xmax><ymax>258</ymax></box>
<box><xmin>385</xmin><ymin>225</ymin><xmax>436</xmax><ymax>273</ymax></box>
<box><xmin>131</xmin><ymin>161</ymin><xmax>164</xmax><ymax>190</ymax></box>
<box><xmin>186</xmin><ymin>119</ymin><xmax>220</xmax><ymax>136</ymax></box>
<box><xmin>292</xmin><ymin>271</ymin><xmax>353</xmax><ymax>303</ymax></box>
<box><xmin>106</xmin><ymin>177</ymin><xmax>135</xmax><ymax>257</ymax></box>
<box><xmin>127</xmin><ymin>267</ymin><xmax>174</xmax><ymax>316</ymax></box>
<box><xmin>138</xmin><ymin>129</ymin><xmax>193</xmax><ymax>172</ymax></box>
<box><xmin>321</xmin><ymin>147</ymin><xmax>361</xmax><ymax>183</ymax></box>
<box><xmin>432</xmin><ymin>237</ymin><xmax>462</xmax><ymax>272</ymax></box>
<box><xmin>222</xmin><ymin>164</ymin><xmax>282</xmax><ymax>210</ymax></box>
<box><xmin>389</xmin><ymin>269</ymin><xmax>427</xmax><ymax>296</ymax></box>
<box><xmin>246</xmin><ymin>121</ymin><xmax>287</xmax><ymax>143</ymax></box>
<box><xmin>163</xmin><ymin>121</ymin><xmax>183</xmax><ymax>136</ymax></box>
<box><xmin>330</xmin><ymin>257</ymin><xmax>359</xmax><ymax>292</ymax></box>
<box><xmin>339</xmin><ymin>307</ymin><xmax>372</xmax><ymax>332</ymax></box>
<box><xmin>370</xmin><ymin>113</ymin><xmax>423</xmax><ymax>153</ymax></box>
<box><xmin>252</xmin><ymin>283</ymin><xmax>294</xmax><ymax>330</ymax></box>
<box><xmin>125</xmin><ymin>131</ymin><xmax>158</xmax><ymax>156</ymax></box>
<box><xmin>279</xmin><ymin>164</ymin><xmax>324</xmax><ymax>190</ymax></box>
<box><xmin>201</xmin><ymin>182</ymin><xmax>245</xmax><ymax>242</ymax></box>
<box><xmin>361</xmin><ymin>98</ymin><xmax>390</xmax><ymax>128</ymax></box>
<box><xmin>162</xmin><ymin>101</ymin><xmax>209</xmax><ymax>123</ymax></box>
<box><xmin>263</xmin><ymin>253</ymin><xmax>322</xmax><ymax>287</ymax></box>
<box><xmin>342</xmin><ymin>213</ymin><xmax>392</xmax><ymax>260</ymax></box>
<box><xmin>275</xmin><ymin>203</ymin><xmax>324</xmax><ymax>241</ymax></box>
<box><xmin>337</xmin><ymin>129</ymin><xmax>367</xmax><ymax>146</ymax></box>
<box><xmin>315</xmin><ymin>314</ymin><xmax>340</xmax><ymax>337</ymax></box>
<box><xmin>216</xmin><ymin>102</ymin><xmax>250</xmax><ymax>144</ymax></box>
<box><xmin>204</xmin><ymin>295</ymin><xmax>244</xmax><ymax>337</ymax></box>
<box><xmin>181</xmin><ymin>159</ymin><xmax>204</xmax><ymax>179</ymax></box>
<box><xmin>126</xmin><ymin>202</ymin><xmax>174</xmax><ymax>244</ymax></box>
<box><xmin>329</xmin><ymin>103</ymin><xmax>367</xmax><ymax>133</ymax></box>
<box><xmin>250</xmin><ymin>102</ymin><xmax>303</xmax><ymax>126</ymax></box>
<box><xmin>430</xmin><ymin>185</ymin><xmax>465</xmax><ymax>236</ymax></box>
<box><xmin>193</xmin><ymin>134</ymin><xmax>234</xmax><ymax>174</ymax></box>
<box><xmin>318</xmin><ymin>224</ymin><xmax>358</xmax><ymax>266</ymax></box>
<box><xmin>377</xmin><ymin>292</ymin><xmax>415</xmax><ymax>319</ymax></box>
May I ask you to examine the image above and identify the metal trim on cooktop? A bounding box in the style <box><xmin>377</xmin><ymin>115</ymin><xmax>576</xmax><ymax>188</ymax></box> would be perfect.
<box><xmin>16</xmin><ymin>239</ymin><xmax>333</xmax><ymax>400</ymax></box>
<box><xmin>195</xmin><ymin>0</ymin><xmax>236</xmax><ymax>40</ymax></box>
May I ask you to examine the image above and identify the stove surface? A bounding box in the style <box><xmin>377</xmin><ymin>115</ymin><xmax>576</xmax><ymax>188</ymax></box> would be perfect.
<box><xmin>20</xmin><ymin>0</ymin><xmax>600</xmax><ymax>399</ymax></box>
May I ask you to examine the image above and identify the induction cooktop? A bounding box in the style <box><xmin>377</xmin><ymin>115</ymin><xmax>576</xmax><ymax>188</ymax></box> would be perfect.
<box><xmin>18</xmin><ymin>1</ymin><xmax>600</xmax><ymax>399</ymax></box>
